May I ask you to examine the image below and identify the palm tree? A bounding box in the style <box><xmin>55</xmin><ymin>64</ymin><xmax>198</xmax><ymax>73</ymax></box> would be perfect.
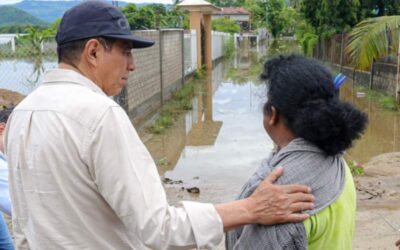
<box><xmin>346</xmin><ymin>16</ymin><xmax>400</xmax><ymax>69</ymax></box>
<box><xmin>346</xmin><ymin>16</ymin><xmax>400</xmax><ymax>103</ymax></box>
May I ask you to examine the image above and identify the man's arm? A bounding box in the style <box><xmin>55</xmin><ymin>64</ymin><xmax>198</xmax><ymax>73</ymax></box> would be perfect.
<box><xmin>89</xmin><ymin>107</ymin><xmax>313</xmax><ymax>249</ymax></box>
<box><xmin>216</xmin><ymin>167</ymin><xmax>313</xmax><ymax>231</ymax></box>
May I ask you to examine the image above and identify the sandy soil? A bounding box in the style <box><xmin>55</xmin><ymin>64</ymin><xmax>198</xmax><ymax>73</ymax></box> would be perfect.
<box><xmin>0</xmin><ymin>89</ymin><xmax>25</xmax><ymax>107</ymax></box>
<box><xmin>354</xmin><ymin>152</ymin><xmax>400</xmax><ymax>249</ymax></box>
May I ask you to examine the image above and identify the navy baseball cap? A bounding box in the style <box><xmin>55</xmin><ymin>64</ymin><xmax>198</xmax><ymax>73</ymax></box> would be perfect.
<box><xmin>56</xmin><ymin>1</ymin><xmax>154</xmax><ymax>48</ymax></box>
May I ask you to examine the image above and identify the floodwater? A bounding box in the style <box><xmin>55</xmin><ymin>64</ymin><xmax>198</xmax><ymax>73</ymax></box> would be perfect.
<box><xmin>340</xmin><ymin>82</ymin><xmax>400</xmax><ymax>164</ymax></box>
<box><xmin>141</xmin><ymin>39</ymin><xmax>400</xmax><ymax>206</ymax></box>
<box><xmin>0</xmin><ymin>59</ymin><xmax>57</xmax><ymax>95</ymax></box>
<box><xmin>141</xmin><ymin>41</ymin><xmax>302</xmax><ymax>205</ymax></box>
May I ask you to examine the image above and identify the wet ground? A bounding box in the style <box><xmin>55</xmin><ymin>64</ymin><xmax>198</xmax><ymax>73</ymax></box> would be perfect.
<box><xmin>140</xmin><ymin>40</ymin><xmax>400</xmax><ymax>249</ymax></box>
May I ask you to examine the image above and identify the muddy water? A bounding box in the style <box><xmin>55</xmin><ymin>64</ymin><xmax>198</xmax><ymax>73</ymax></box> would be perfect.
<box><xmin>141</xmin><ymin>47</ymin><xmax>274</xmax><ymax>205</ymax></box>
<box><xmin>340</xmin><ymin>83</ymin><xmax>400</xmax><ymax>165</ymax></box>
<box><xmin>141</xmin><ymin>39</ymin><xmax>399</xmax><ymax>206</ymax></box>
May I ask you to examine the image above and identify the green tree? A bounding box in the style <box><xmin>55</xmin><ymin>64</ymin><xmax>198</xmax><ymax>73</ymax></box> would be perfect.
<box><xmin>244</xmin><ymin>0</ymin><xmax>266</xmax><ymax>29</ymax></box>
<box><xmin>301</xmin><ymin>0</ymin><xmax>360</xmax><ymax>37</ymax></box>
<box><xmin>346</xmin><ymin>16</ymin><xmax>400</xmax><ymax>69</ymax></box>
<box><xmin>280</xmin><ymin>7</ymin><xmax>299</xmax><ymax>36</ymax></box>
<box><xmin>358</xmin><ymin>0</ymin><xmax>400</xmax><ymax>18</ymax></box>
<box><xmin>148</xmin><ymin>4</ymin><xmax>166</xmax><ymax>28</ymax></box>
<box><xmin>122</xmin><ymin>3</ymin><xmax>155</xmax><ymax>30</ymax></box>
<box><xmin>162</xmin><ymin>7</ymin><xmax>187</xmax><ymax>28</ymax></box>
<box><xmin>122</xmin><ymin>3</ymin><xmax>187</xmax><ymax>29</ymax></box>
<box><xmin>266</xmin><ymin>0</ymin><xmax>285</xmax><ymax>37</ymax></box>
<box><xmin>41</xmin><ymin>18</ymin><xmax>60</xmax><ymax>38</ymax></box>
<box><xmin>212</xmin><ymin>17</ymin><xmax>241</xmax><ymax>33</ymax></box>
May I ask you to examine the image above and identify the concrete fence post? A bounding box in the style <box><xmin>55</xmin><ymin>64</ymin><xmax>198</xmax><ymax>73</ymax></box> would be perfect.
<box><xmin>11</xmin><ymin>37</ymin><xmax>15</xmax><ymax>53</ymax></box>
<box><xmin>340</xmin><ymin>32</ymin><xmax>344</xmax><ymax>72</ymax></box>
<box><xmin>396</xmin><ymin>30</ymin><xmax>400</xmax><ymax>104</ymax></box>
<box><xmin>159</xmin><ymin>30</ymin><xmax>164</xmax><ymax>105</ymax></box>
<box><xmin>181</xmin><ymin>29</ymin><xmax>185</xmax><ymax>86</ymax></box>
<box><xmin>369</xmin><ymin>61</ymin><xmax>375</xmax><ymax>90</ymax></box>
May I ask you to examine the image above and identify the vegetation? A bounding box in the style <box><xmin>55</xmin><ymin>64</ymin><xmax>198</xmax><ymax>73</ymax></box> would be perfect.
<box><xmin>348</xmin><ymin>161</ymin><xmax>364</xmax><ymax>176</ymax></box>
<box><xmin>295</xmin><ymin>21</ymin><xmax>318</xmax><ymax>56</ymax></box>
<box><xmin>358</xmin><ymin>0</ymin><xmax>400</xmax><ymax>18</ymax></box>
<box><xmin>266</xmin><ymin>0</ymin><xmax>285</xmax><ymax>37</ymax></box>
<box><xmin>0</xmin><ymin>6</ymin><xmax>47</xmax><ymax>28</ymax></box>
<box><xmin>223</xmin><ymin>35</ymin><xmax>236</xmax><ymax>58</ymax></box>
<box><xmin>121</xmin><ymin>3</ymin><xmax>187</xmax><ymax>30</ymax></box>
<box><xmin>148</xmin><ymin>81</ymin><xmax>198</xmax><ymax>134</ymax></box>
<box><xmin>346</xmin><ymin>16</ymin><xmax>400</xmax><ymax>70</ymax></box>
<box><xmin>355</xmin><ymin>85</ymin><xmax>400</xmax><ymax>111</ymax></box>
<box><xmin>300</xmin><ymin>0</ymin><xmax>360</xmax><ymax>38</ymax></box>
<box><xmin>0</xmin><ymin>19</ymin><xmax>59</xmax><ymax>59</ymax></box>
<box><xmin>212</xmin><ymin>18</ymin><xmax>240</xmax><ymax>34</ymax></box>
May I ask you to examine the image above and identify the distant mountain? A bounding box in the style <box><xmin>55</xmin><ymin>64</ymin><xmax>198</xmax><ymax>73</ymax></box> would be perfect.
<box><xmin>13</xmin><ymin>0</ymin><xmax>81</xmax><ymax>23</ymax></box>
<box><xmin>0</xmin><ymin>5</ymin><xmax>47</xmax><ymax>27</ymax></box>
<box><xmin>12</xmin><ymin>0</ymin><xmax>156</xmax><ymax>24</ymax></box>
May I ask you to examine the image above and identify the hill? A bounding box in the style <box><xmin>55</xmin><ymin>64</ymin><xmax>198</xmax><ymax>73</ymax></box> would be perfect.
<box><xmin>0</xmin><ymin>5</ymin><xmax>47</xmax><ymax>27</ymax></box>
<box><xmin>13</xmin><ymin>0</ymin><xmax>81</xmax><ymax>23</ymax></box>
<box><xmin>12</xmin><ymin>0</ymin><xmax>149</xmax><ymax>24</ymax></box>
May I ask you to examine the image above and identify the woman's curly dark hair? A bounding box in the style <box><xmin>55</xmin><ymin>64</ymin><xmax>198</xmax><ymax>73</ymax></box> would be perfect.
<box><xmin>261</xmin><ymin>54</ymin><xmax>368</xmax><ymax>156</ymax></box>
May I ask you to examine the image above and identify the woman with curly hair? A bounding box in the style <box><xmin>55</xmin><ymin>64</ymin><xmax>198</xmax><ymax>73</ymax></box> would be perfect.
<box><xmin>226</xmin><ymin>55</ymin><xmax>368</xmax><ymax>250</ymax></box>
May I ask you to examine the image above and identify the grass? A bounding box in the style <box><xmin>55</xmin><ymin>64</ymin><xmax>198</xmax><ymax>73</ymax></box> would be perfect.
<box><xmin>148</xmin><ymin>80</ymin><xmax>198</xmax><ymax>134</ymax></box>
<box><xmin>355</xmin><ymin>85</ymin><xmax>400</xmax><ymax>111</ymax></box>
<box><xmin>348</xmin><ymin>161</ymin><xmax>364</xmax><ymax>176</ymax></box>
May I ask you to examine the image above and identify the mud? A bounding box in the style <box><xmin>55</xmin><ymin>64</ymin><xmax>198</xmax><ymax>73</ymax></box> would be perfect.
<box><xmin>354</xmin><ymin>152</ymin><xmax>400</xmax><ymax>249</ymax></box>
<box><xmin>0</xmin><ymin>89</ymin><xmax>25</xmax><ymax>107</ymax></box>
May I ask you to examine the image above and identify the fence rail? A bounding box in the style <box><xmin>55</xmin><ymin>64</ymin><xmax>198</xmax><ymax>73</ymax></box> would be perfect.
<box><xmin>0</xmin><ymin>28</ymin><xmax>238</xmax><ymax>123</ymax></box>
<box><xmin>314</xmin><ymin>33</ymin><xmax>399</xmax><ymax>97</ymax></box>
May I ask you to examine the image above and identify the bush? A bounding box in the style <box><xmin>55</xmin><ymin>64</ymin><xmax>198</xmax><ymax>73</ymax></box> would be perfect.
<box><xmin>212</xmin><ymin>18</ymin><xmax>240</xmax><ymax>34</ymax></box>
<box><xmin>223</xmin><ymin>35</ymin><xmax>235</xmax><ymax>59</ymax></box>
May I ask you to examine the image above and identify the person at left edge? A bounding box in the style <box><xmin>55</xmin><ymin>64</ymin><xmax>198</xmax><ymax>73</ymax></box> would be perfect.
<box><xmin>0</xmin><ymin>107</ymin><xmax>14</xmax><ymax>250</ymax></box>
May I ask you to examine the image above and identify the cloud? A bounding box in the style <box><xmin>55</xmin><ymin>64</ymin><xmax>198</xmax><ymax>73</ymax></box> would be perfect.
<box><xmin>0</xmin><ymin>0</ymin><xmax>23</xmax><ymax>4</ymax></box>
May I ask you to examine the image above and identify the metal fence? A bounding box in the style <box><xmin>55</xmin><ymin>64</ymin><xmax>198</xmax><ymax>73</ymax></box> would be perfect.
<box><xmin>0</xmin><ymin>28</ymin><xmax>237</xmax><ymax>113</ymax></box>
<box><xmin>0</xmin><ymin>35</ymin><xmax>58</xmax><ymax>96</ymax></box>
<box><xmin>314</xmin><ymin>33</ymin><xmax>399</xmax><ymax>97</ymax></box>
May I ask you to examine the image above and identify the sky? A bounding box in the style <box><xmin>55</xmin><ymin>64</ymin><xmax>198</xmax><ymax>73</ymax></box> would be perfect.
<box><xmin>0</xmin><ymin>0</ymin><xmax>174</xmax><ymax>5</ymax></box>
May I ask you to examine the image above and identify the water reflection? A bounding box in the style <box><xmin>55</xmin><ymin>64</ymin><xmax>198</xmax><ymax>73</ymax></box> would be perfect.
<box><xmin>187</xmin><ymin>69</ymin><xmax>223</xmax><ymax>146</ymax></box>
<box><xmin>340</xmin><ymin>82</ymin><xmax>400</xmax><ymax>164</ymax></box>
<box><xmin>142</xmin><ymin>49</ymin><xmax>272</xmax><ymax>205</ymax></box>
<box><xmin>267</xmin><ymin>38</ymin><xmax>302</xmax><ymax>55</ymax></box>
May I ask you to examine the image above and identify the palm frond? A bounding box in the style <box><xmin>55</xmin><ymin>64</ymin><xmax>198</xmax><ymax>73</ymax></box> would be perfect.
<box><xmin>346</xmin><ymin>16</ymin><xmax>400</xmax><ymax>70</ymax></box>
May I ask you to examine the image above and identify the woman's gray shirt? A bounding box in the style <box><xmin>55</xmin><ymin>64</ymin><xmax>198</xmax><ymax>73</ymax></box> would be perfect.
<box><xmin>226</xmin><ymin>138</ymin><xmax>346</xmax><ymax>250</ymax></box>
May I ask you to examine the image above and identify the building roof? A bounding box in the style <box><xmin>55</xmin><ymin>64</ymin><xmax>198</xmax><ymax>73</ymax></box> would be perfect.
<box><xmin>177</xmin><ymin>0</ymin><xmax>220</xmax><ymax>13</ymax></box>
<box><xmin>212</xmin><ymin>7</ymin><xmax>250</xmax><ymax>15</ymax></box>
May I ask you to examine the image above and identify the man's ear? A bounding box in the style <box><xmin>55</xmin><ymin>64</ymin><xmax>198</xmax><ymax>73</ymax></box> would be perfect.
<box><xmin>0</xmin><ymin>123</ymin><xmax>5</xmax><ymax>136</ymax></box>
<box><xmin>83</xmin><ymin>39</ymin><xmax>103</xmax><ymax>67</ymax></box>
<box><xmin>269</xmin><ymin>106</ymin><xmax>279</xmax><ymax>125</ymax></box>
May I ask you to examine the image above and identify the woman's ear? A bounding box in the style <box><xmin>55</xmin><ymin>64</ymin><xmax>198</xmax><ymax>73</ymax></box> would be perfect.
<box><xmin>269</xmin><ymin>106</ymin><xmax>279</xmax><ymax>125</ymax></box>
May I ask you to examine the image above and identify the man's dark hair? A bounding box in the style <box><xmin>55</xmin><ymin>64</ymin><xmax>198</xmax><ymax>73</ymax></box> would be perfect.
<box><xmin>0</xmin><ymin>106</ymin><xmax>14</xmax><ymax>124</ymax></box>
<box><xmin>261</xmin><ymin>54</ymin><xmax>368</xmax><ymax>156</ymax></box>
<box><xmin>57</xmin><ymin>37</ymin><xmax>117</xmax><ymax>64</ymax></box>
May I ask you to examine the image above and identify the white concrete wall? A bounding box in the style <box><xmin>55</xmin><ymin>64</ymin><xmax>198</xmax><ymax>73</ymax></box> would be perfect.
<box><xmin>184</xmin><ymin>29</ymin><xmax>197</xmax><ymax>75</ymax></box>
<box><xmin>212</xmin><ymin>31</ymin><xmax>232</xmax><ymax>61</ymax></box>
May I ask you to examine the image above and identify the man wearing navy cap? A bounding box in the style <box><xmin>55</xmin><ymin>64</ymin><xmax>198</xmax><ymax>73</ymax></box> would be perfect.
<box><xmin>4</xmin><ymin>1</ymin><xmax>313</xmax><ymax>249</ymax></box>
